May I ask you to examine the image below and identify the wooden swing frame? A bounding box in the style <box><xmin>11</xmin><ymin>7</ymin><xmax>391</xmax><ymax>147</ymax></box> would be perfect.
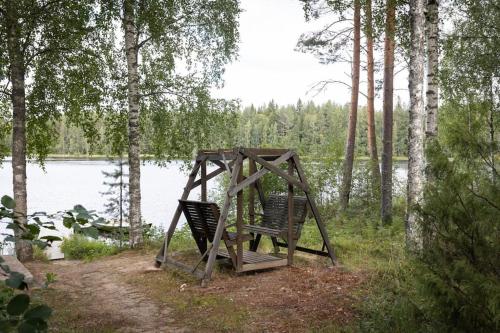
<box><xmin>155</xmin><ymin>148</ymin><xmax>337</xmax><ymax>286</ymax></box>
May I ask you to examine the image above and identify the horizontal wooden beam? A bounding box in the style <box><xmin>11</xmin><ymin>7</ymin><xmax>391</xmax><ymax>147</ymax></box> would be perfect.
<box><xmin>228</xmin><ymin>150</ymin><xmax>294</xmax><ymax>196</ymax></box>
<box><xmin>275</xmin><ymin>242</ymin><xmax>331</xmax><ymax>257</ymax></box>
<box><xmin>197</xmin><ymin>148</ymin><xmax>290</xmax><ymax>161</ymax></box>
<box><xmin>238</xmin><ymin>258</ymin><xmax>288</xmax><ymax>272</ymax></box>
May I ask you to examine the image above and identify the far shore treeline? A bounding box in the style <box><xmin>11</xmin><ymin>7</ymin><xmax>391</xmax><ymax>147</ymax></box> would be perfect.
<box><xmin>0</xmin><ymin>100</ymin><xmax>409</xmax><ymax>160</ymax></box>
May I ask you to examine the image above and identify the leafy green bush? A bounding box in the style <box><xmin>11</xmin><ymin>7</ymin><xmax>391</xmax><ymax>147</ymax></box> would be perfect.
<box><xmin>61</xmin><ymin>234</ymin><xmax>119</xmax><ymax>261</ymax></box>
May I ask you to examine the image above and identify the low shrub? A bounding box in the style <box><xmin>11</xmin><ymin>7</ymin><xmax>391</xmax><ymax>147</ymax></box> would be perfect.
<box><xmin>33</xmin><ymin>246</ymin><xmax>50</xmax><ymax>262</ymax></box>
<box><xmin>61</xmin><ymin>234</ymin><xmax>119</xmax><ymax>261</ymax></box>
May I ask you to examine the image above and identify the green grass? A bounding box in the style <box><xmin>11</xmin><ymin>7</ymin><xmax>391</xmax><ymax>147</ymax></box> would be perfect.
<box><xmin>60</xmin><ymin>234</ymin><xmax>120</xmax><ymax>261</ymax></box>
<box><xmin>33</xmin><ymin>246</ymin><xmax>50</xmax><ymax>262</ymax></box>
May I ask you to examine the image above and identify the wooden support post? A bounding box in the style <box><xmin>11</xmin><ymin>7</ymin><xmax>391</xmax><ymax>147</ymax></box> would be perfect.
<box><xmin>248</xmin><ymin>159</ymin><xmax>256</xmax><ymax>250</ymax></box>
<box><xmin>287</xmin><ymin>159</ymin><xmax>294</xmax><ymax>265</ymax></box>
<box><xmin>248</xmin><ymin>160</ymin><xmax>256</xmax><ymax>226</ymax></box>
<box><xmin>201</xmin><ymin>159</ymin><xmax>207</xmax><ymax>201</ymax></box>
<box><xmin>202</xmin><ymin>153</ymin><xmax>243</xmax><ymax>286</ymax></box>
<box><xmin>158</xmin><ymin>159</ymin><xmax>203</xmax><ymax>265</ymax></box>
<box><xmin>236</xmin><ymin>160</ymin><xmax>244</xmax><ymax>271</ymax></box>
<box><xmin>293</xmin><ymin>155</ymin><xmax>337</xmax><ymax>264</ymax></box>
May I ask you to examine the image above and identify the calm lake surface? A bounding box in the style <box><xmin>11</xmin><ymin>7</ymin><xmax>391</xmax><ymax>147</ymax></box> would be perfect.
<box><xmin>0</xmin><ymin>159</ymin><xmax>216</xmax><ymax>228</ymax></box>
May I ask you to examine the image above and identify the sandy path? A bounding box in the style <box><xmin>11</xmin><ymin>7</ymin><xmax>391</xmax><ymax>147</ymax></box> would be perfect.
<box><xmin>27</xmin><ymin>252</ymin><xmax>184</xmax><ymax>333</ymax></box>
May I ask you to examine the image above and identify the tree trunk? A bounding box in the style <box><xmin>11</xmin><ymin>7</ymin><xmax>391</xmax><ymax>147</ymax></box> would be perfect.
<box><xmin>425</xmin><ymin>0</ymin><xmax>439</xmax><ymax>140</ymax></box>
<box><xmin>6</xmin><ymin>1</ymin><xmax>33</xmax><ymax>262</ymax></box>
<box><xmin>123</xmin><ymin>0</ymin><xmax>143</xmax><ymax>247</ymax></box>
<box><xmin>407</xmin><ymin>0</ymin><xmax>426</xmax><ymax>252</ymax></box>
<box><xmin>365</xmin><ymin>0</ymin><xmax>381</xmax><ymax>200</ymax></box>
<box><xmin>339</xmin><ymin>0</ymin><xmax>361</xmax><ymax>210</ymax></box>
<box><xmin>381</xmin><ymin>0</ymin><xmax>396</xmax><ymax>224</ymax></box>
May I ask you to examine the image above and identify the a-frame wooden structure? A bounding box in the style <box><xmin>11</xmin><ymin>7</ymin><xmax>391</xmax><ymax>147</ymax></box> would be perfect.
<box><xmin>155</xmin><ymin>148</ymin><xmax>336</xmax><ymax>285</ymax></box>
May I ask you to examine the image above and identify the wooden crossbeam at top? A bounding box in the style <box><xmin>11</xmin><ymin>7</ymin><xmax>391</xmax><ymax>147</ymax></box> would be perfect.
<box><xmin>197</xmin><ymin>148</ymin><xmax>290</xmax><ymax>161</ymax></box>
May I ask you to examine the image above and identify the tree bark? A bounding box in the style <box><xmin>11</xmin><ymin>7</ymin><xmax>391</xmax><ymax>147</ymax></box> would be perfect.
<box><xmin>6</xmin><ymin>1</ymin><xmax>33</xmax><ymax>262</ymax></box>
<box><xmin>407</xmin><ymin>0</ymin><xmax>426</xmax><ymax>252</ymax></box>
<box><xmin>425</xmin><ymin>0</ymin><xmax>439</xmax><ymax>140</ymax></box>
<box><xmin>365</xmin><ymin>0</ymin><xmax>381</xmax><ymax>200</ymax></box>
<box><xmin>381</xmin><ymin>0</ymin><xmax>396</xmax><ymax>224</ymax></box>
<box><xmin>339</xmin><ymin>0</ymin><xmax>361</xmax><ymax>210</ymax></box>
<box><xmin>123</xmin><ymin>0</ymin><xmax>143</xmax><ymax>247</ymax></box>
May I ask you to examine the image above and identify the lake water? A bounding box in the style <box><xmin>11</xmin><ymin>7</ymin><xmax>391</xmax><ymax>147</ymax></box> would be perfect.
<box><xmin>0</xmin><ymin>159</ymin><xmax>214</xmax><ymax>228</ymax></box>
<box><xmin>0</xmin><ymin>159</ymin><xmax>219</xmax><ymax>257</ymax></box>
<box><xmin>0</xmin><ymin>158</ymin><xmax>407</xmax><ymax>257</ymax></box>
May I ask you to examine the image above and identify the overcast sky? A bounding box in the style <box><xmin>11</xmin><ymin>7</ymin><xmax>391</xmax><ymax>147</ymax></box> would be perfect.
<box><xmin>213</xmin><ymin>0</ymin><xmax>409</xmax><ymax>108</ymax></box>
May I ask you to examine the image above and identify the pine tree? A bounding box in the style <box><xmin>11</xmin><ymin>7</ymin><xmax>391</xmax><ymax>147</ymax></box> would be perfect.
<box><xmin>101</xmin><ymin>158</ymin><xmax>129</xmax><ymax>247</ymax></box>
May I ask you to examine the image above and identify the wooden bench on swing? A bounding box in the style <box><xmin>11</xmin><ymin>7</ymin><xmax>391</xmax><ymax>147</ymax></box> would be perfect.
<box><xmin>179</xmin><ymin>199</ymin><xmax>286</xmax><ymax>271</ymax></box>
<box><xmin>245</xmin><ymin>194</ymin><xmax>308</xmax><ymax>252</ymax></box>
<box><xmin>155</xmin><ymin>148</ymin><xmax>337</xmax><ymax>286</ymax></box>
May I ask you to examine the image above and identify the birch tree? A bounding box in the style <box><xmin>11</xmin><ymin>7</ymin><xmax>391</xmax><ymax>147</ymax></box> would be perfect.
<box><xmin>0</xmin><ymin>0</ymin><xmax>107</xmax><ymax>261</ymax></box>
<box><xmin>406</xmin><ymin>0</ymin><xmax>426</xmax><ymax>251</ymax></box>
<box><xmin>381</xmin><ymin>0</ymin><xmax>396</xmax><ymax>224</ymax></box>
<box><xmin>112</xmin><ymin>0</ymin><xmax>240</xmax><ymax>247</ymax></box>
<box><xmin>425</xmin><ymin>0</ymin><xmax>439</xmax><ymax>141</ymax></box>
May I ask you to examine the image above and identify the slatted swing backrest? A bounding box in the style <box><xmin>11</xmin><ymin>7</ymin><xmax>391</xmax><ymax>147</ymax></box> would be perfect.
<box><xmin>179</xmin><ymin>200</ymin><xmax>221</xmax><ymax>243</ymax></box>
<box><xmin>261</xmin><ymin>194</ymin><xmax>308</xmax><ymax>234</ymax></box>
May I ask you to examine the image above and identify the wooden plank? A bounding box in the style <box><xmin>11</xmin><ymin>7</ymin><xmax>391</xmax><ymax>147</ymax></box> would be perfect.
<box><xmin>243</xmin><ymin>224</ymin><xmax>281</xmax><ymax>236</ymax></box>
<box><xmin>236</xmin><ymin>161</ymin><xmax>244</xmax><ymax>271</ymax></box>
<box><xmin>202</xmin><ymin>153</ymin><xmax>243</xmax><ymax>286</ymax></box>
<box><xmin>248</xmin><ymin>160</ymin><xmax>256</xmax><ymax>226</ymax></box>
<box><xmin>201</xmin><ymin>159</ymin><xmax>207</xmax><ymax>201</ymax></box>
<box><xmin>275</xmin><ymin>242</ymin><xmax>331</xmax><ymax>257</ymax></box>
<box><xmin>192</xmin><ymin>160</ymin><xmax>235</xmax><ymax>188</ymax></box>
<box><xmin>240</xmin><ymin>259</ymin><xmax>288</xmax><ymax>272</ymax></box>
<box><xmin>293</xmin><ymin>155</ymin><xmax>337</xmax><ymax>264</ymax></box>
<box><xmin>287</xmin><ymin>160</ymin><xmax>294</xmax><ymax>265</ymax></box>
<box><xmin>228</xmin><ymin>150</ymin><xmax>294</xmax><ymax>196</ymax></box>
<box><xmin>217</xmin><ymin>249</ymin><xmax>283</xmax><ymax>263</ymax></box>
<box><xmin>241</xmin><ymin>150</ymin><xmax>307</xmax><ymax>192</ymax></box>
<box><xmin>243</xmin><ymin>148</ymin><xmax>289</xmax><ymax>156</ymax></box>
<box><xmin>248</xmin><ymin>159</ymin><xmax>256</xmax><ymax>250</ymax></box>
<box><xmin>252</xmin><ymin>161</ymin><xmax>266</xmax><ymax>208</ymax></box>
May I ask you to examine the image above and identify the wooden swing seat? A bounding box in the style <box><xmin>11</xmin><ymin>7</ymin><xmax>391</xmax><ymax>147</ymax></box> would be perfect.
<box><xmin>243</xmin><ymin>194</ymin><xmax>308</xmax><ymax>240</ymax></box>
<box><xmin>179</xmin><ymin>199</ymin><xmax>286</xmax><ymax>272</ymax></box>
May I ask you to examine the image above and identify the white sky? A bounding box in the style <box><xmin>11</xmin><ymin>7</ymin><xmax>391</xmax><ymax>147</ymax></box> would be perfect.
<box><xmin>213</xmin><ymin>0</ymin><xmax>409</xmax><ymax>108</ymax></box>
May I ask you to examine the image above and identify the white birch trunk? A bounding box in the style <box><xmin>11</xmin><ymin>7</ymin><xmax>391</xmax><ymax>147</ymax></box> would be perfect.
<box><xmin>407</xmin><ymin>0</ymin><xmax>426</xmax><ymax>252</ymax></box>
<box><xmin>123</xmin><ymin>0</ymin><xmax>143</xmax><ymax>247</ymax></box>
<box><xmin>425</xmin><ymin>0</ymin><xmax>439</xmax><ymax>139</ymax></box>
<box><xmin>6</xmin><ymin>1</ymin><xmax>33</xmax><ymax>261</ymax></box>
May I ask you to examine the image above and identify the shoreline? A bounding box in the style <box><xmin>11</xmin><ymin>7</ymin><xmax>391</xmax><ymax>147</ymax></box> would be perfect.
<box><xmin>1</xmin><ymin>154</ymin><xmax>410</xmax><ymax>162</ymax></box>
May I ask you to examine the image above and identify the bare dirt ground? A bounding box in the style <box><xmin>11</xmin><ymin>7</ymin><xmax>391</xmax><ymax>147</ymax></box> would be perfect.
<box><xmin>26</xmin><ymin>251</ymin><xmax>366</xmax><ymax>333</ymax></box>
<box><xmin>27</xmin><ymin>251</ymin><xmax>184</xmax><ymax>333</ymax></box>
